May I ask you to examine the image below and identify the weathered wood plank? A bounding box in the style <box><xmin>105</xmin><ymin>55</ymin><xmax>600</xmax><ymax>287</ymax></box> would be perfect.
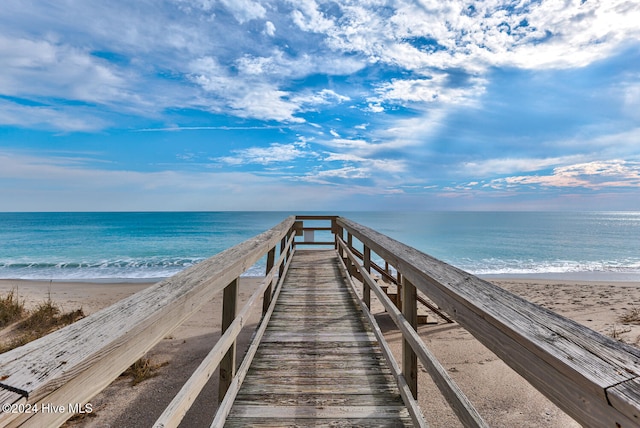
<box><xmin>224</xmin><ymin>418</ymin><xmax>412</xmax><ymax>428</ymax></box>
<box><xmin>255</xmin><ymin>342</ymin><xmax>385</xmax><ymax>352</ymax></box>
<box><xmin>261</xmin><ymin>332</ymin><xmax>378</xmax><ymax>343</ymax></box>
<box><xmin>246</xmin><ymin>361</ymin><xmax>391</xmax><ymax>373</ymax></box>
<box><xmin>240</xmin><ymin>376</ymin><xmax>397</xmax><ymax>388</ymax></box>
<box><xmin>228</xmin><ymin>405</ymin><xmax>410</xmax><ymax>419</ymax></box>
<box><xmin>607</xmin><ymin>377</ymin><xmax>640</xmax><ymax>424</ymax></box>
<box><xmin>253</xmin><ymin>349</ymin><xmax>386</xmax><ymax>360</ymax></box>
<box><xmin>233</xmin><ymin>392</ymin><xmax>405</xmax><ymax>407</ymax></box>
<box><xmin>234</xmin><ymin>384</ymin><xmax>403</xmax><ymax>395</ymax></box>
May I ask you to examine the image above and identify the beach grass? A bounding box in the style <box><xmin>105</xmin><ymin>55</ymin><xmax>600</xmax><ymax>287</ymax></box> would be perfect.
<box><xmin>618</xmin><ymin>307</ymin><xmax>640</xmax><ymax>325</ymax></box>
<box><xmin>17</xmin><ymin>299</ymin><xmax>85</xmax><ymax>337</ymax></box>
<box><xmin>121</xmin><ymin>357</ymin><xmax>169</xmax><ymax>386</ymax></box>
<box><xmin>0</xmin><ymin>293</ymin><xmax>85</xmax><ymax>353</ymax></box>
<box><xmin>0</xmin><ymin>289</ymin><xmax>26</xmax><ymax>328</ymax></box>
<box><xmin>0</xmin><ymin>289</ymin><xmax>166</xmax><ymax>391</ymax></box>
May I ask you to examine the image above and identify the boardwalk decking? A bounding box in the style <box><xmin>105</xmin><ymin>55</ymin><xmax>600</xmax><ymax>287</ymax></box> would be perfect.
<box><xmin>225</xmin><ymin>250</ymin><xmax>413</xmax><ymax>427</ymax></box>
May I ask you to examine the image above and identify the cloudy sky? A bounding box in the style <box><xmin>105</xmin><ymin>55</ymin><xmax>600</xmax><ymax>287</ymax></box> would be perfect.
<box><xmin>1</xmin><ymin>0</ymin><xmax>639</xmax><ymax>211</ymax></box>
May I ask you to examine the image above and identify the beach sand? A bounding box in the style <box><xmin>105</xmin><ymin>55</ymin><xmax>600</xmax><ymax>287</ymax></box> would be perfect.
<box><xmin>0</xmin><ymin>277</ymin><xmax>638</xmax><ymax>427</ymax></box>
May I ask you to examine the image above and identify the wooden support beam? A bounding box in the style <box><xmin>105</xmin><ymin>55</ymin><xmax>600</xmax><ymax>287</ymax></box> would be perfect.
<box><xmin>219</xmin><ymin>278</ymin><xmax>239</xmax><ymax>403</ymax></box>
<box><xmin>363</xmin><ymin>246</ymin><xmax>371</xmax><ymax>308</ymax></box>
<box><xmin>263</xmin><ymin>247</ymin><xmax>276</xmax><ymax>314</ymax></box>
<box><xmin>337</xmin><ymin>225</ymin><xmax>344</xmax><ymax>253</ymax></box>
<box><xmin>279</xmin><ymin>236</ymin><xmax>287</xmax><ymax>277</ymax></box>
<box><xmin>402</xmin><ymin>277</ymin><xmax>418</xmax><ymax>399</ymax></box>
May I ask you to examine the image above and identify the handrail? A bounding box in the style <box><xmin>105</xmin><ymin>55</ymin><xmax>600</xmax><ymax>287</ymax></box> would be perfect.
<box><xmin>0</xmin><ymin>216</ymin><xmax>296</xmax><ymax>428</ymax></box>
<box><xmin>336</xmin><ymin>216</ymin><xmax>640</xmax><ymax>428</ymax></box>
<box><xmin>154</xmin><ymin>228</ymin><xmax>297</xmax><ymax>428</ymax></box>
<box><xmin>348</xmin><ymin>244</ymin><xmax>454</xmax><ymax>322</ymax></box>
<box><xmin>334</xmin><ymin>242</ymin><xmax>429</xmax><ymax>428</ymax></box>
<box><xmin>337</xmin><ymin>236</ymin><xmax>488</xmax><ymax>428</ymax></box>
<box><xmin>210</xmin><ymin>242</ymin><xmax>295</xmax><ymax>427</ymax></box>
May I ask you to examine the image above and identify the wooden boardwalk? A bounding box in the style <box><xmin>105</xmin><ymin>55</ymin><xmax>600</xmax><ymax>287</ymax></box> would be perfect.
<box><xmin>225</xmin><ymin>250</ymin><xmax>413</xmax><ymax>427</ymax></box>
<box><xmin>4</xmin><ymin>215</ymin><xmax>638</xmax><ymax>427</ymax></box>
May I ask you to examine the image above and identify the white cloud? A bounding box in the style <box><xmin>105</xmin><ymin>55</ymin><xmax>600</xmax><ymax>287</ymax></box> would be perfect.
<box><xmin>321</xmin><ymin>0</ymin><xmax>640</xmax><ymax>73</ymax></box>
<box><xmin>461</xmin><ymin>156</ymin><xmax>586</xmax><ymax>177</ymax></box>
<box><xmin>4</xmin><ymin>0</ymin><xmax>635</xmax><ymax>131</ymax></box>
<box><xmin>289</xmin><ymin>0</ymin><xmax>335</xmax><ymax>33</ymax></box>
<box><xmin>217</xmin><ymin>142</ymin><xmax>312</xmax><ymax>165</ymax></box>
<box><xmin>371</xmin><ymin>73</ymin><xmax>487</xmax><ymax>107</ymax></box>
<box><xmin>321</xmin><ymin>138</ymin><xmax>372</xmax><ymax>151</ymax></box>
<box><xmin>219</xmin><ymin>0</ymin><xmax>266</xmax><ymax>23</ymax></box>
<box><xmin>491</xmin><ymin>160</ymin><xmax>640</xmax><ymax>190</ymax></box>
<box><xmin>0</xmin><ymin>149</ymin><xmax>399</xmax><ymax>211</ymax></box>
<box><xmin>0</xmin><ymin>100</ymin><xmax>109</xmax><ymax>132</ymax></box>
<box><xmin>189</xmin><ymin>56</ymin><xmax>305</xmax><ymax>122</ymax></box>
<box><xmin>174</xmin><ymin>0</ymin><xmax>266</xmax><ymax>23</ymax></box>
<box><xmin>324</xmin><ymin>152</ymin><xmax>406</xmax><ymax>174</ymax></box>
<box><xmin>189</xmin><ymin>53</ymin><xmax>356</xmax><ymax>122</ymax></box>
<box><xmin>264</xmin><ymin>21</ymin><xmax>276</xmax><ymax>37</ymax></box>
<box><xmin>0</xmin><ymin>36</ymin><xmax>130</xmax><ymax>105</ymax></box>
<box><xmin>307</xmin><ymin>166</ymin><xmax>370</xmax><ymax>180</ymax></box>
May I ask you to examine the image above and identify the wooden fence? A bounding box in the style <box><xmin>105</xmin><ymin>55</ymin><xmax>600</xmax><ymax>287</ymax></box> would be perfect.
<box><xmin>334</xmin><ymin>216</ymin><xmax>640</xmax><ymax>428</ymax></box>
<box><xmin>0</xmin><ymin>215</ymin><xmax>638</xmax><ymax>427</ymax></box>
<box><xmin>0</xmin><ymin>216</ymin><xmax>298</xmax><ymax>427</ymax></box>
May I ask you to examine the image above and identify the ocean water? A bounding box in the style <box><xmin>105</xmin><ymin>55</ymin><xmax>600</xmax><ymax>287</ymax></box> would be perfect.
<box><xmin>1</xmin><ymin>211</ymin><xmax>639</xmax><ymax>281</ymax></box>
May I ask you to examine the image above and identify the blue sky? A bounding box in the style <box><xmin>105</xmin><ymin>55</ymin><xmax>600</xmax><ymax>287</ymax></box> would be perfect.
<box><xmin>1</xmin><ymin>0</ymin><xmax>639</xmax><ymax>211</ymax></box>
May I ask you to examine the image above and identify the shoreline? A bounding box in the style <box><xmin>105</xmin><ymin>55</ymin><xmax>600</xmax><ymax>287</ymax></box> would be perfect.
<box><xmin>1</xmin><ymin>277</ymin><xmax>639</xmax><ymax>427</ymax></box>
<box><xmin>480</xmin><ymin>271</ymin><xmax>640</xmax><ymax>282</ymax></box>
<box><xmin>4</xmin><ymin>267</ymin><xmax>640</xmax><ymax>285</ymax></box>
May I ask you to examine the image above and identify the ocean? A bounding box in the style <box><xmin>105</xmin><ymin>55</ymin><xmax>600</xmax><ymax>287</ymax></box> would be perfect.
<box><xmin>1</xmin><ymin>211</ymin><xmax>639</xmax><ymax>282</ymax></box>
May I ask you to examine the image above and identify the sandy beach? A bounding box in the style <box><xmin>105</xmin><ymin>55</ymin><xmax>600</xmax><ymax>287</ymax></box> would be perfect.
<box><xmin>1</xmin><ymin>276</ymin><xmax>639</xmax><ymax>427</ymax></box>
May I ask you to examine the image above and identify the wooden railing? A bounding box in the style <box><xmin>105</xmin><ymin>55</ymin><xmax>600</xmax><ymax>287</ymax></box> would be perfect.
<box><xmin>0</xmin><ymin>216</ymin><xmax>298</xmax><ymax>428</ymax></box>
<box><xmin>1</xmin><ymin>215</ymin><xmax>639</xmax><ymax>427</ymax></box>
<box><xmin>334</xmin><ymin>216</ymin><xmax>640</xmax><ymax>428</ymax></box>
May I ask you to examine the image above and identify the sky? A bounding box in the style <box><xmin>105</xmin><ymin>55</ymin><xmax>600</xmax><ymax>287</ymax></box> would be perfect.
<box><xmin>1</xmin><ymin>0</ymin><xmax>640</xmax><ymax>212</ymax></box>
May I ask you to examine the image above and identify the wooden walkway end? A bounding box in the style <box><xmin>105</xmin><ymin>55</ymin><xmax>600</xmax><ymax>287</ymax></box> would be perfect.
<box><xmin>225</xmin><ymin>250</ymin><xmax>414</xmax><ymax>427</ymax></box>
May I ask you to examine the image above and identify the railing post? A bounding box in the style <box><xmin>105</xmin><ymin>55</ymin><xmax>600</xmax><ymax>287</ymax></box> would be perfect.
<box><xmin>363</xmin><ymin>246</ymin><xmax>371</xmax><ymax>308</ymax></box>
<box><xmin>331</xmin><ymin>217</ymin><xmax>338</xmax><ymax>249</ymax></box>
<box><xmin>219</xmin><ymin>277</ymin><xmax>238</xmax><ymax>403</ymax></box>
<box><xmin>335</xmin><ymin>225</ymin><xmax>344</xmax><ymax>253</ymax></box>
<box><xmin>263</xmin><ymin>247</ymin><xmax>276</xmax><ymax>315</ymax></box>
<box><xmin>346</xmin><ymin>232</ymin><xmax>355</xmax><ymax>276</ymax></box>
<box><xmin>279</xmin><ymin>236</ymin><xmax>287</xmax><ymax>277</ymax></box>
<box><xmin>402</xmin><ymin>276</ymin><xmax>418</xmax><ymax>399</ymax></box>
<box><xmin>396</xmin><ymin>273</ymin><xmax>403</xmax><ymax>310</ymax></box>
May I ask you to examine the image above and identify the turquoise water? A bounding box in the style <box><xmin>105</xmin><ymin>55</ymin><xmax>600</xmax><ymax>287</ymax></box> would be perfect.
<box><xmin>1</xmin><ymin>212</ymin><xmax>639</xmax><ymax>281</ymax></box>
